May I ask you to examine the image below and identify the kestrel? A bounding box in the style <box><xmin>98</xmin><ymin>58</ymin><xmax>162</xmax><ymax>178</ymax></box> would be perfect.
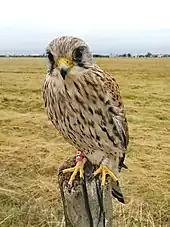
<box><xmin>42</xmin><ymin>36</ymin><xmax>129</xmax><ymax>203</ymax></box>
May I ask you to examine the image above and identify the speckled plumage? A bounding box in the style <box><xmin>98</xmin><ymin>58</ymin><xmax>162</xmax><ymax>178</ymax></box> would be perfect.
<box><xmin>43</xmin><ymin>36</ymin><xmax>129</xmax><ymax>175</ymax></box>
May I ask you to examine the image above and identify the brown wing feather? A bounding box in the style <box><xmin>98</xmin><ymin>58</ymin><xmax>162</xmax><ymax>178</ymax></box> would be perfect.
<box><xmin>103</xmin><ymin>71</ymin><xmax>129</xmax><ymax>148</ymax></box>
<box><xmin>102</xmin><ymin>71</ymin><xmax>129</xmax><ymax>170</ymax></box>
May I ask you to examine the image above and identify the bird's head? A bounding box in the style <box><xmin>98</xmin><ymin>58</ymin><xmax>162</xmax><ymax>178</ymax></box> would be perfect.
<box><xmin>46</xmin><ymin>36</ymin><xmax>94</xmax><ymax>79</ymax></box>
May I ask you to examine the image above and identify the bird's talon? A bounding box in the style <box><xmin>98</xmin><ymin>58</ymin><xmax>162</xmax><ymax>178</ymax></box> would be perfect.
<box><xmin>62</xmin><ymin>158</ymin><xmax>87</xmax><ymax>187</ymax></box>
<box><xmin>62</xmin><ymin>167</ymin><xmax>75</xmax><ymax>174</ymax></box>
<box><xmin>115</xmin><ymin>180</ymin><xmax>119</xmax><ymax>186</ymax></box>
<box><xmin>80</xmin><ymin>178</ymin><xmax>85</xmax><ymax>185</ymax></box>
<box><xmin>68</xmin><ymin>184</ymin><xmax>72</xmax><ymax>193</ymax></box>
<box><xmin>92</xmin><ymin>163</ymin><xmax>118</xmax><ymax>186</ymax></box>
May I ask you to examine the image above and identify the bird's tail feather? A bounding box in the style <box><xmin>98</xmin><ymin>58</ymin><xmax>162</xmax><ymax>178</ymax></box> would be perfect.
<box><xmin>111</xmin><ymin>180</ymin><xmax>125</xmax><ymax>204</ymax></box>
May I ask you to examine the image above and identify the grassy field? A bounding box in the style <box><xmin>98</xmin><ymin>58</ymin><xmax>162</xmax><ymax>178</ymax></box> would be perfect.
<box><xmin>0</xmin><ymin>57</ymin><xmax>170</xmax><ymax>227</ymax></box>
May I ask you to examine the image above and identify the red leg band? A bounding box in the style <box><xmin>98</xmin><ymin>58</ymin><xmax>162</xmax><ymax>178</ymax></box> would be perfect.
<box><xmin>76</xmin><ymin>150</ymin><xmax>82</xmax><ymax>162</ymax></box>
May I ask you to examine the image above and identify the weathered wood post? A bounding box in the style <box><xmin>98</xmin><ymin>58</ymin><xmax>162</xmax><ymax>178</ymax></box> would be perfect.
<box><xmin>58</xmin><ymin>156</ymin><xmax>114</xmax><ymax>227</ymax></box>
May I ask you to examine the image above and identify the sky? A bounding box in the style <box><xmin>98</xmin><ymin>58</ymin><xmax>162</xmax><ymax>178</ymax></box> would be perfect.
<box><xmin>0</xmin><ymin>0</ymin><xmax>170</xmax><ymax>55</ymax></box>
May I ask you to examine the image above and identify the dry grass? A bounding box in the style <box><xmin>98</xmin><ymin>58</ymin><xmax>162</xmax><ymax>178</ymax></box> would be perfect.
<box><xmin>0</xmin><ymin>57</ymin><xmax>170</xmax><ymax>227</ymax></box>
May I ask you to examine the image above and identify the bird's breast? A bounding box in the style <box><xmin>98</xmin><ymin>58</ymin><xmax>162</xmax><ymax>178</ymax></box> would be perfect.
<box><xmin>44</xmin><ymin>74</ymin><xmax>121</xmax><ymax>165</ymax></box>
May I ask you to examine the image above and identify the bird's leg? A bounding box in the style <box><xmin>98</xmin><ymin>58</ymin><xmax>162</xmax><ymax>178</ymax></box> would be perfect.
<box><xmin>90</xmin><ymin>158</ymin><xmax>125</xmax><ymax>203</ymax></box>
<box><xmin>92</xmin><ymin>158</ymin><xmax>118</xmax><ymax>186</ymax></box>
<box><xmin>62</xmin><ymin>150</ymin><xmax>87</xmax><ymax>187</ymax></box>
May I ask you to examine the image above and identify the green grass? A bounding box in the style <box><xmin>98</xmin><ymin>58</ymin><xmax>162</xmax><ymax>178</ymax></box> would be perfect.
<box><xmin>0</xmin><ymin>57</ymin><xmax>170</xmax><ymax>226</ymax></box>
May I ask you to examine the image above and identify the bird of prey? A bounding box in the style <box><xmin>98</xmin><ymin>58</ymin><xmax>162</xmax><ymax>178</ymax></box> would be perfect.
<box><xmin>42</xmin><ymin>36</ymin><xmax>129</xmax><ymax>203</ymax></box>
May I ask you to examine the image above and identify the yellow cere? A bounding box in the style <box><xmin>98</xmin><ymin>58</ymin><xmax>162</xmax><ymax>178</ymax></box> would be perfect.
<box><xmin>57</xmin><ymin>57</ymin><xmax>73</xmax><ymax>68</ymax></box>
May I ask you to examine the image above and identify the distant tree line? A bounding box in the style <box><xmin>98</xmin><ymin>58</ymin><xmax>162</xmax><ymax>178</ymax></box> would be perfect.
<box><xmin>0</xmin><ymin>52</ymin><xmax>170</xmax><ymax>58</ymax></box>
<box><xmin>114</xmin><ymin>52</ymin><xmax>170</xmax><ymax>58</ymax></box>
<box><xmin>0</xmin><ymin>54</ymin><xmax>110</xmax><ymax>58</ymax></box>
<box><xmin>0</xmin><ymin>54</ymin><xmax>46</xmax><ymax>58</ymax></box>
<box><xmin>93</xmin><ymin>54</ymin><xmax>109</xmax><ymax>58</ymax></box>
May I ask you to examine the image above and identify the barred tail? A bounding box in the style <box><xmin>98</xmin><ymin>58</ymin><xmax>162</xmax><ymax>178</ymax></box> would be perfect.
<box><xmin>111</xmin><ymin>180</ymin><xmax>125</xmax><ymax>204</ymax></box>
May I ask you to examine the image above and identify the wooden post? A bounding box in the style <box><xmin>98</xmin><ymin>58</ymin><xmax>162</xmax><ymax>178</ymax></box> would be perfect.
<box><xmin>58</xmin><ymin>157</ymin><xmax>114</xmax><ymax>227</ymax></box>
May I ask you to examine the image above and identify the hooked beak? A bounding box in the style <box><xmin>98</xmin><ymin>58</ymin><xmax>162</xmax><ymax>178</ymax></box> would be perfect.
<box><xmin>57</xmin><ymin>58</ymin><xmax>73</xmax><ymax>79</ymax></box>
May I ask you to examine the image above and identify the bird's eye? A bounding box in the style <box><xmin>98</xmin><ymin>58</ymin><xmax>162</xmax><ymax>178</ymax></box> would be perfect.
<box><xmin>75</xmin><ymin>49</ymin><xmax>83</xmax><ymax>59</ymax></box>
<box><xmin>46</xmin><ymin>50</ymin><xmax>54</xmax><ymax>63</ymax></box>
<box><xmin>73</xmin><ymin>46</ymin><xmax>86</xmax><ymax>62</ymax></box>
<box><xmin>46</xmin><ymin>50</ymin><xmax>55</xmax><ymax>71</ymax></box>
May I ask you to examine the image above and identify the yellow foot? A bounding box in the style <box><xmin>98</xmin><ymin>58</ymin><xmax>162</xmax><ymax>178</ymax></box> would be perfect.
<box><xmin>91</xmin><ymin>163</ymin><xmax>125</xmax><ymax>204</ymax></box>
<box><xmin>62</xmin><ymin>158</ymin><xmax>87</xmax><ymax>187</ymax></box>
<box><xmin>92</xmin><ymin>163</ymin><xmax>118</xmax><ymax>186</ymax></box>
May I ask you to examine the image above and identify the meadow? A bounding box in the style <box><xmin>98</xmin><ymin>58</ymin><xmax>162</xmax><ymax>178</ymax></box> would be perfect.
<box><xmin>0</xmin><ymin>57</ymin><xmax>170</xmax><ymax>227</ymax></box>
